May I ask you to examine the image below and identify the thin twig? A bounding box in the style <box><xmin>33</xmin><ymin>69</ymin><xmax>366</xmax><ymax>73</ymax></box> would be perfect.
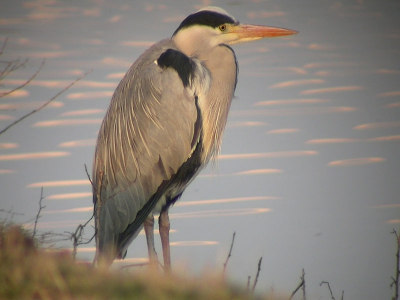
<box><xmin>68</xmin><ymin>213</ymin><xmax>95</xmax><ymax>259</ymax></box>
<box><xmin>246</xmin><ymin>276</ymin><xmax>251</xmax><ymax>293</ymax></box>
<box><xmin>0</xmin><ymin>59</ymin><xmax>43</xmax><ymax>98</ymax></box>
<box><xmin>0</xmin><ymin>55</ymin><xmax>27</xmax><ymax>84</ymax></box>
<box><xmin>119</xmin><ymin>262</ymin><xmax>150</xmax><ymax>270</ymax></box>
<box><xmin>302</xmin><ymin>268</ymin><xmax>306</xmax><ymax>300</ymax></box>
<box><xmin>223</xmin><ymin>231</ymin><xmax>236</xmax><ymax>277</ymax></box>
<box><xmin>0</xmin><ymin>37</ymin><xmax>8</xmax><ymax>56</ymax></box>
<box><xmin>84</xmin><ymin>164</ymin><xmax>94</xmax><ymax>185</ymax></box>
<box><xmin>0</xmin><ymin>39</ymin><xmax>30</xmax><ymax>85</ymax></box>
<box><xmin>289</xmin><ymin>268</ymin><xmax>306</xmax><ymax>300</ymax></box>
<box><xmin>84</xmin><ymin>163</ymin><xmax>97</xmax><ymax>195</ymax></box>
<box><xmin>0</xmin><ymin>69</ymin><xmax>92</xmax><ymax>135</ymax></box>
<box><xmin>251</xmin><ymin>257</ymin><xmax>263</xmax><ymax>294</ymax></box>
<box><xmin>270</xmin><ymin>285</ymin><xmax>275</xmax><ymax>299</ymax></box>
<box><xmin>0</xmin><ymin>208</ymin><xmax>24</xmax><ymax>228</ymax></box>
<box><xmin>391</xmin><ymin>229</ymin><xmax>400</xmax><ymax>300</ymax></box>
<box><xmin>320</xmin><ymin>281</ymin><xmax>336</xmax><ymax>300</ymax></box>
<box><xmin>32</xmin><ymin>187</ymin><xmax>45</xmax><ymax>239</ymax></box>
<box><xmin>0</xmin><ymin>208</ymin><xmax>24</xmax><ymax>217</ymax></box>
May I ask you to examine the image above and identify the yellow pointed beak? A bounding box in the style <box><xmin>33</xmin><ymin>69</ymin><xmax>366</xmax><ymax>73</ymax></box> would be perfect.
<box><xmin>228</xmin><ymin>24</ymin><xmax>298</xmax><ymax>44</ymax></box>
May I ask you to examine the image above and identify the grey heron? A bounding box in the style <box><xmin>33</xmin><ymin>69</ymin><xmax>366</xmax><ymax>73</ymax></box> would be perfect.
<box><xmin>92</xmin><ymin>6</ymin><xmax>297</xmax><ymax>269</ymax></box>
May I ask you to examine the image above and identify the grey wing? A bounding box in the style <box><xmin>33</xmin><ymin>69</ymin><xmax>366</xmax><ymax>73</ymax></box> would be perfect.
<box><xmin>92</xmin><ymin>40</ymin><xmax>200</xmax><ymax>259</ymax></box>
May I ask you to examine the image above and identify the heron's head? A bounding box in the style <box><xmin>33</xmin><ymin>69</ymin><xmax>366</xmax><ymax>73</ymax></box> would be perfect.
<box><xmin>172</xmin><ymin>6</ymin><xmax>297</xmax><ymax>56</ymax></box>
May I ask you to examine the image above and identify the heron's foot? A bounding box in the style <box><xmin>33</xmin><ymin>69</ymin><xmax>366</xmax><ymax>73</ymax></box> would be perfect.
<box><xmin>148</xmin><ymin>248</ymin><xmax>160</xmax><ymax>270</ymax></box>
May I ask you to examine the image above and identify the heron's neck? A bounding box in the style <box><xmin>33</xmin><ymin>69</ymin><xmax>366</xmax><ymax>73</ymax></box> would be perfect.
<box><xmin>173</xmin><ymin>28</ymin><xmax>238</xmax><ymax>163</ymax></box>
<box><xmin>198</xmin><ymin>45</ymin><xmax>237</xmax><ymax>162</ymax></box>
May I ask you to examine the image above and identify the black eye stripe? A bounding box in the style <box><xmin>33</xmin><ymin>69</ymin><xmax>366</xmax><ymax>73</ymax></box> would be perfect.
<box><xmin>173</xmin><ymin>11</ymin><xmax>236</xmax><ymax>36</ymax></box>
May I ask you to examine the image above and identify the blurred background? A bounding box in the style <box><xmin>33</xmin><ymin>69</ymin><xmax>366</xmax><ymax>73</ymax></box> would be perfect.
<box><xmin>0</xmin><ymin>0</ymin><xmax>399</xmax><ymax>299</ymax></box>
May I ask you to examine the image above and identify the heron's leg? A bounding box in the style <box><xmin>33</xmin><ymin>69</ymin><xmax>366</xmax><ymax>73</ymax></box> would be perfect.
<box><xmin>159</xmin><ymin>208</ymin><xmax>171</xmax><ymax>272</ymax></box>
<box><xmin>144</xmin><ymin>213</ymin><xmax>159</xmax><ymax>268</ymax></box>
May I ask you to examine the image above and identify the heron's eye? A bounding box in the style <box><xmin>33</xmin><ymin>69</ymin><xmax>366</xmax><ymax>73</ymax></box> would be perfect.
<box><xmin>219</xmin><ymin>24</ymin><xmax>227</xmax><ymax>32</ymax></box>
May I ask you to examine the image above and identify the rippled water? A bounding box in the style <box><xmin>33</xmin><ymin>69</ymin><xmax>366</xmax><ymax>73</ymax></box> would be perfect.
<box><xmin>1</xmin><ymin>1</ymin><xmax>399</xmax><ymax>299</ymax></box>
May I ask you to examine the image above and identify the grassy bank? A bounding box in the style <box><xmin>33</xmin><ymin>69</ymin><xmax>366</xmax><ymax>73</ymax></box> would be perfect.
<box><xmin>0</xmin><ymin>224</ymin><xmax>283</xmax><ymax>300</ymax></box>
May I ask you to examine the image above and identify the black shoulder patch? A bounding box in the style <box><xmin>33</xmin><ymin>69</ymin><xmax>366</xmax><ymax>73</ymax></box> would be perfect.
<box><xmin>157</xmin><ymin>49</ymin><xmax>194</xmax><ymax>87</ymax></box>
<box><xmin>173</xmin><ymin>11</ymin><xmax>236</xmax><ymax>36</ymax></box>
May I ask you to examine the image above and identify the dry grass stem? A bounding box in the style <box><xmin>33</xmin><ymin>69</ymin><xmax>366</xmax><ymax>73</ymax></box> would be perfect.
<box><xmin>289</xmin><ymin>268</ymin><xmax>305</xmax><ymax>300</ymax></box>
<box><xmin>251</xmin><ymin>257</ymin><xmax>262</xmax><ymax>294</ymax></box>
<box><xmin>32</xmin><ymin>187</ymin><xmax>45</xmax><ymax>239</ymax></box>
<box><xmin>223</xmin><ymin>231</ymin><xmax>236</xmax><ymax>277</ymax></box>
<box><xmin>391</xmin><ymin>229</ymin><xmax>400</xmax><ymax>300</ymax></box>
<box><xmin>320</xmin><ymin>281</ymin><xmax>343</xmax><ymax>300</ymax></box>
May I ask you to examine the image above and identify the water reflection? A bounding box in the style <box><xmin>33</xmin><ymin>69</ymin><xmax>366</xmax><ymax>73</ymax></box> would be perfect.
<box><xmin>106</xmin><ymin>73</ymin><xmax>125</xmax><ymax>79</ymax></box>
<box><xmin>2</xmin><ymin>79</ymin><xmax>65</xmax><ymax>88</ymax></box>
<box><xmin>28</xmin><ymin>51</ymin><xmax>71</xmax><ymax>59</ymax></box>
<box><xmin>328</xmin><ymin>157</ymin><xmax>386</xmax><ymax>166</ymax></box>
<box><xmin>266</xmin><ymin>128</ymin><xmax>299</xmax><ymax>134</ymax></box>
<box><xmin>0</xmin><ymin>170</ymin><xmax>15</xmax><ymax>174</ymax></box>
<box><xmin>284</xmin><ymin>67</ymin><xmax>308</xmax><ymax>75</ymax></box>
<box><xmin>0</xmin><ymin>142</ymin><xmax>18</xmax><ymax>149</ymax></box>
<box><xmin>33</xmin><ymin>119</ymin><xmax>102</xmax><ymax>127</ymax></box>
<box><xmin>385</xmin><ymin>102</ymin><xmax>400</xmax><ymax>108</ymax></box>
<box><xmin>368</xmin><ymin>135</ymin><xmax>400</xmax><ymax>142</ymax></box>
<box><xmin>232</xmin><ymin>106</ymin><xmax>356</xmax><ymax>116</ymax></box>
<box><xmin>0</xmin><ymin>115</ymin><xmax>14</xmax><ymax>121</ymax></box>
<box><xmin>353</xmin><ymin>122</ymin><xmax>400</xmax><ymax>130</ymax></box>
<box><xmin>303</xmin><ymin>61</ymin><xmax>360</xmax><ymax>69</ymax></box>
<box><xmin>24</xmin><ymin>220</ymin><xmax>88</xmax><ymax>230</ymax></box>
<box><xmin>218</xmin><ymin>150</ymin><xmax>317</xmax><ymax>160</ymax></box>
<box><xmin>226</xmin><ymin>121</ymin><xmax>265</xmax><ymax>128</ymax></box>
<box><xmin>47</xmin><ymin>192</ymin><xmax>92</xmax><ymax>200</ymax></box>
<box><xmin>0</xmin><ymin>89</ymin><xmax>29</xmax><ymax>98</ymax></box>
<box><xmin>59</xmin><ymin>139</ymin><xmax>96</xmax><ymax>148</ymax></box>
<box><xmin>28</xmin><ymin>180</ymin><xmax>89</xmax><ymax>188</ymax></box>
<box><xmin>66</xmin><ymin>92</ymin><xmax>112</xmax><ymax>100</ymax></box>
<box><xmin>120</xmin><ymin>41</ymin><xmax>155</xmax><ymax>47</ymax></box>
<box><xmin>307</xmin><ymin>43</ymin><xmax>333</xmax><ymax>51</ymax></box>
<box><xmin>233</xmin><ymin>169</ymin><xmax>282</xmax><ymax>175</ymax></box>
<box><xmin>307</xmin><ymin>138</ymin><xmax>358</xmax><ymax>144</ymax></box>
<box><xmin>43</xmin><ymin>207</ymin><xmax>92</xmax><ymax>214</ymax></box>
<box><xmin>254</xmin><ymin>98</ymin><xmax>328</xmax><ymax>106</ymax></box>
<box><xmin>101</xmin><ymin>57</ymin><xmax>131</xmax><ymax>68</ymax></box>
<box><xmin>378</xmin><ymin>91</ymin><xmax>400</xmax><ymax>97</ymax></box>
<box><xmin>376</xmin><ymin>69</ymin><xmax>400</xmax><ymax>75</ymax></box>
<box><xmin>386</xmin><ymin>219</ymin><xmax>400</xmax><ymax>224</ymax></box>
<box><xmin>308</xmin><ymin>135</ymin><xmax>400</xmax><ymax>144</ymax></box>
<box><xmin>2</xmin><ymin>79</ymin><xmax>117</xmax><ymax>89</ymax></box>
<box><xmin>0</xmin><ymin>101</ymin><xmax>63</xmax><ymax>110</ymax></box>
<box><xmin>170</xmin><ymin>208</ymin><xmax>271</xmax><ymax>219</ymax></box>
<box><xmin>269</xmin><ymin>79</ymin><xmax>325</xmax><ymax>88</ymax></box>
<box><xmin>176</xmin><ymin>196</ymin><xmax>279</xmax><ymax>207</ymax></box>
<box><xmin>170</xmin><ymin>241</ymin><xmax>218</xmax><ymax>247</ymax></box>
<box><xmin>60</xmin><ymin>110</ymin><xmax>104</xmax><ymax>117</ymax></box>
<box><xmin>0</xmin><ymin>151</ymin><xmax>69</xmax><ymax>160</ymax></box>
<box><xmin>300</xmin><ymin>85</ymin><xmax>364</xmax><ymax>95</ymax></box>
